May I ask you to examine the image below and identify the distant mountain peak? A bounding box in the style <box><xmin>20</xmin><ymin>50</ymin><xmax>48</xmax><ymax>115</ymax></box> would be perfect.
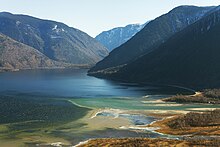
<box><xmin>95</xmin><ymin>22</ymin><xmax>149</xmax><ymax>51</ymax></box>
<box><xmin>89</xmin><ymin>5</ymin><xmax>215</xmax><ymax>75</ymax></box>
<box><xmin>107</xmin><ymin>6</ymin><xmax>220</xmax><ymax>88</ymax></box>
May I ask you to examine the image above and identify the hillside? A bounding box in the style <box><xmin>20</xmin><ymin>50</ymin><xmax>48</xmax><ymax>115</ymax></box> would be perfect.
<box><xmin>89</xmin><ymin>6</ymin><xmax>214</xmax><ymax>73</ymax></box>
<box><xmin>0</xmin><ymin>12</ymin><xmax>109</xmax><ymax>65</ymax></box>
<box><xmin>95</xmin><ymin>6</ymin><xmax>220</xmax><ymax>89</ymax></box>
<box><xmin>0</xmin><ymin>33</ymin><xmax>70</xmax><ymax>72</ymax></box>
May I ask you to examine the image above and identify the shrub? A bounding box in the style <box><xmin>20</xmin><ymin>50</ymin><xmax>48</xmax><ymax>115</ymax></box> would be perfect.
<box><xmin>168</xmin><ymin>109</ymin><xmax>220</xmax><ymax>129</ymax></box>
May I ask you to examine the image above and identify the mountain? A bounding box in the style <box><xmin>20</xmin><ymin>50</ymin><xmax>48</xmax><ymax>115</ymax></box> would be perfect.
<box><xmin>89</xmin><ymin>6</ymin><xmax>214</xmax><ymax>73</ymax></box>
<box><xmin>0</xmin><ymin>12</ymin><xmax>109</xmax><ymax>65</ymax></box>
<box><xmin>91</xmin><ymin>6</ymin><xmax>220</xmax><ymax>89</ymax></box>
<box><xmin>0</xmin><ymin>33</ymin><xmax>70</xmax><ymax>72</ymax></box>
<box><xmin>95</xmin><ymin>23</ymin><xmax>147</xmax><ymax>51</ymax></box>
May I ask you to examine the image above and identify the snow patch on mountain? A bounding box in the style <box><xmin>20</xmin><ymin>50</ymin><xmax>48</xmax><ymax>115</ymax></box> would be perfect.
<box><xmin>52</xmin><ymin>25</ymin><xmax>58</xmax><ymax>30</ymax></box>
<box><xmin>95</xmin><ymin>22</ymin><xmax>149</xmax><ymax>51</ymax></box>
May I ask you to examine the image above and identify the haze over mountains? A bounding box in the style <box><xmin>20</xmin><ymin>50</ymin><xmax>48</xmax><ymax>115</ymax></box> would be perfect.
<box><xmin>89</xmin><ymin>5</ymin><xmax>220</xmax><ymax>89</ymax></box>
<box><xmin>89</xmin><ymin>6</ymin><xmax>214</xmax><ymax>73</ymax></box>
<box><xmin>0</xmin><ymin>12</ymin><xmax>108</xmax><ymax>71</ymax></box>
<box><xmin>95</xmin><ymin>23</ymin><xmax>148</xmax><ymax>51</ymax></box>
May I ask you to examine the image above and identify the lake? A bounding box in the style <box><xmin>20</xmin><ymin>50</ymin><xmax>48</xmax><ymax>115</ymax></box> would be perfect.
<box><xmin>0</xmin><ymin>69</ymin><xmax>218</xmax><ymax>146</ymax></box>
<box><xmin>0</xmin><ymin>69</ymin><xmax>192</xmax><ymax>98</ymax></box>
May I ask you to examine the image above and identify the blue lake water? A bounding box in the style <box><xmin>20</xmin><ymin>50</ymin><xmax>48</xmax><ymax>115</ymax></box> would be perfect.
<box><xmin>0</xmin><ymin>69</ymin><xmax>219</xmax><ymax>146</ymax></box>
<box><xmin>0</xmin><ymin>69</ymin><xmax>191</xmax><ymax>98</ymax></box>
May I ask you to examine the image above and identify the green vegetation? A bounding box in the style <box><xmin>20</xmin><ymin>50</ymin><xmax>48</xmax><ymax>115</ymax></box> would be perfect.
<box><xmin>168</xmin><ymin>109</ymin><xmax>220</xmax><ymax>129</ymax></box>
<box><xmin>91</xmin><ymin>8</ymin><xmax>220</xmax><ymax>89</ymax></box>
<box><xmin>89</xmin><ymin>6</ymin><xmax>212</xmax><ymax>76</ymax></box>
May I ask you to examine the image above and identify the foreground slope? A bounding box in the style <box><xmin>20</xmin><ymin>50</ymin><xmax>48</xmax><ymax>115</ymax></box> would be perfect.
<box><xmin>89</xmin><ymin>6</ymin><xmax>214</xmax><ymax>73</ymax></box>
<box><xmin>0</xmin><ymin>12</ymin><xmax>108</xmax><ymax>65</ymax></box>
<box><xmin>101</xmin><ymin>7</ymin><xmax>220</xmax><ymax>89</ymax></box>
<box><xmin>95</xmin><ymin>23</ymin><xmax>147</xmax><ymax>51</ymax></box>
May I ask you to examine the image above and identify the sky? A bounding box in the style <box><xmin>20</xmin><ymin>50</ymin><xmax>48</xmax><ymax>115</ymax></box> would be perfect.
<box><xmin>0</xmin><ymin>0</ymin><xmax>219</xmax><ymax>37</ymax></box>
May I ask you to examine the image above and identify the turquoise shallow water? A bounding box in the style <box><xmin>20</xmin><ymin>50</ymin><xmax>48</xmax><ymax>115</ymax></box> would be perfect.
<box><xmin>71</xmin><ymin>97</ymin><xmax>220</xmax><ymax>111</ymax></box>
<box><xmin>0</xmin><ymin>69</ymin><xmax>219</xmax><ymax>146</ymax></box>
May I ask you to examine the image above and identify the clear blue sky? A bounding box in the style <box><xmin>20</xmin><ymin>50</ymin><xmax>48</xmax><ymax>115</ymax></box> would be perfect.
<box><xmin>0</xmin><ymin>0</ymin><xmax>219</xmax><ymax>37</ymax></box>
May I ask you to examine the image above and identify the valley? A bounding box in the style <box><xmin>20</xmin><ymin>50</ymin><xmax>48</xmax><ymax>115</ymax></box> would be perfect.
<box><xmin>0</xmin><ymin>2</ymin><xmax>220</xmax><ymax>147</ymax></box>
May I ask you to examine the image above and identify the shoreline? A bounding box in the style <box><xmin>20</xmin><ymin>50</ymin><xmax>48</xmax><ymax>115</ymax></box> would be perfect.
<box><xmin>147</xmin><ymin>110</ymin><xmax>220</xmax><ymax>136</ymax></box>
<box><xmin>68</xmin><ymin>100</ymin><xmax>94</xmax><ymax>110</ymax></box>
<box><xmin>74</xmin><ymin>110</ymin><xmax>220</xmax><ymax>146</ymax></box>
<box><xmin>0</xmin><ymin>65</ymin><xmax>91</xmax><ymax>73</ymax></box>
<box><xmin>70</xmin><ymin>94</ymin><xmax>220</xmax><ymax>146</ymax></box>
<box><xmin>0</xmin><ymin>92</ymin><xmax>218</xmax><ymax>146</ymax></box>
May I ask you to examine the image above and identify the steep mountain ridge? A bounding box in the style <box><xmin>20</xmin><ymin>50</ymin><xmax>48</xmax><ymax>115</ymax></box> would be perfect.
<box><xmin>89</xmin><ymin>6</ymin><xmax>215</xmax><ymax>73</ymax></box>
<box><xmin>0</xmin><ymin>12</ymin><xmax>109</xmax><ymax>65</ymax></box>
<box><xmin>95</xmin><ymin>6</ymin><xmax>220</xmax><ymax>89</ymax></box>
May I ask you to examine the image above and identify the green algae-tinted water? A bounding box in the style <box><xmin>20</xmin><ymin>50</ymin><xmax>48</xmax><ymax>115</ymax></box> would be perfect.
<box><xmin>0</xmin><ymin>69</ymin><xmax>219</xmax><ymax>146</ymax></box>
<box><xmin>71</xmin><ymin>97</ymin><xmax>220</xmax><ymax>111</ymax></box>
